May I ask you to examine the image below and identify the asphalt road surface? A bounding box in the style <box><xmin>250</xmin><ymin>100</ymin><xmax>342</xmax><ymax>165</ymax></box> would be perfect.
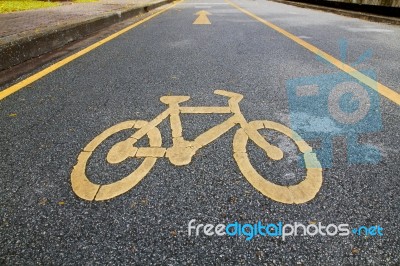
<box><xmin>1</xmin><ymin>0</ymin><xmax>399</xmax><ymax>264</ymax></box>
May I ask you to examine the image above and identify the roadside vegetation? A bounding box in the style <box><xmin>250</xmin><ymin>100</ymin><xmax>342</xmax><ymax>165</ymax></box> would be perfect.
<box><xmin>0</xmin><ymin>0</ymin><xmax>97</xmax><ymax>13</ymax></box>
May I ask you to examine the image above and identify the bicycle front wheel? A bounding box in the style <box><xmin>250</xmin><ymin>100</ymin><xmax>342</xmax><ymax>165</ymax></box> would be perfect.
<box><xmin>71</xmin><ymin>120</ymin><xmax>162</xmax><ymax>201</ymax></box>
<box><xmin>233</xmin><ymin>120</ymin><xmax>322</xmax><ymax>204</ymax></box>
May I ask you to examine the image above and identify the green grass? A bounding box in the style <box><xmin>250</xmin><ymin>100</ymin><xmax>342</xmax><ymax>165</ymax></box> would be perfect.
<box><xmin>73</xmin><ymin>0</ymin><xmax>98</xmax><ymax>3</ymax></box>
<box><xmin>0</xmin><ymin>0</ymin><xmax>59</xmax><ymax>13</ymax></box>
<box><xmin>0</xmin><ymin>0</ymin><xmax>98</xmax><ymax>14</ymax></box>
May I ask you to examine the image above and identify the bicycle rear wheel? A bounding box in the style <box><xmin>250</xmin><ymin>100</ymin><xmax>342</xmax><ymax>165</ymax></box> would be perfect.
<box><xmin>71</xmin><ymin>120</ymin><xmax>162</xmax><ymax>201</ymax></box>
<box><xmin>233</xmin><ymin>120</ymin><xmax>322</xmax><ymax>204</ymax></box>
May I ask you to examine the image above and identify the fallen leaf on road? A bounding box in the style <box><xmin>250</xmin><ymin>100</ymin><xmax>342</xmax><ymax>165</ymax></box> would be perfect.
<box><xmin>351</xmin><ymin>247</ymin><xmax>360</xmax><ymax>255</ymax></box>
<box><xmin>38</xmin><ymin>198</ymin><xmax>47</xmax><ymax>205</ymax></box>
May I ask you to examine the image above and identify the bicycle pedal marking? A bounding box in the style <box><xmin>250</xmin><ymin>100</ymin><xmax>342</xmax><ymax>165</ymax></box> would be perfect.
<box><xmin>71</xmin><ymin>90</ymin><xmax>323</xmax><ymax>204</ymax></box>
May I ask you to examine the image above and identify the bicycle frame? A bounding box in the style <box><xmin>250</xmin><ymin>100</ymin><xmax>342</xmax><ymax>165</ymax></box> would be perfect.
<box><xmin>108</xmin><ymin>90</ymin><xmax>283</xmax><ymax>166</ymax></box>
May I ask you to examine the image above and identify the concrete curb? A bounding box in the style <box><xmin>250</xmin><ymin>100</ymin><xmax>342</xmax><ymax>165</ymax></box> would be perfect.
<box><xmin>269</xmin><ymin>0</ymin><xmax>400</xmax><ymax>25</ymax></box>
<box><xmin>0</xmin><ymin>0</ymin><xmax>171</xmax><ymax>71</ymax></box>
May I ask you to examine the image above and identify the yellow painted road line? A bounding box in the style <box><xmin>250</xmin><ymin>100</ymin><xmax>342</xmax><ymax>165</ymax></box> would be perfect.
<box><xmin>0</xmin><ymin>1</ymin><xmax>182</xmax><ymax>101</ymax></box>
<box><xmin>225</xmin><ymin>0</ymin><xmax>400</xmax><ymax>106</ymax></box>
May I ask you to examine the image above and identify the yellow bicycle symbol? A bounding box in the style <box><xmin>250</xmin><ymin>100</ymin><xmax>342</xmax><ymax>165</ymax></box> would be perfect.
<box><xmin>71</xmin><ymin>90</ymin><xmax>322</xmax><ymax>204</ymax></box>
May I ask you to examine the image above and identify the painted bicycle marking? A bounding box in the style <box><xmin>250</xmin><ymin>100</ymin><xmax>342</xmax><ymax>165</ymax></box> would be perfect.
<box><xmin>71</xmin><ymin>90</ymin><xmax>322</xmax><ymax>204</ymax></box>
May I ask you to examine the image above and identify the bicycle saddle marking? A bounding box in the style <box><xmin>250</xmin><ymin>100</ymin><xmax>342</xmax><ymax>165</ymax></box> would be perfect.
<box><xmin>160</xmin><ymin>96</ymin><xmax>190</xmax><ymax>104</ymax></box>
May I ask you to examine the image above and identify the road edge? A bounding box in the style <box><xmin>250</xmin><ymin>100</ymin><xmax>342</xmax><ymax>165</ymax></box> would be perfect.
<box><xmin>269</xmin><ymin>0</ymin><xmax>400</xmax><ymax>25</ymax></box>
<box><xmin>0</xmin><ymin>0</ymin><xmax>172</xmax><ymax>72</ymax></box>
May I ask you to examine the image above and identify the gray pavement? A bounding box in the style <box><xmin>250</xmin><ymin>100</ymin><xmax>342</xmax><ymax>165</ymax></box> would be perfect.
<box><xmin>0</xmin><ymin>0</ymin><xmax>156</xmax><ymax>39</ymax></box>
<box><xmin>0</xmin><ymin>0</ymin><xmax>399</xmax><ymax>264</ymax></box>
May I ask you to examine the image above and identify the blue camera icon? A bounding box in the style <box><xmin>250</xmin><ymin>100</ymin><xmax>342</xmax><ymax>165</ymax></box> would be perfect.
<box><xmin>286</xmin><ymin>69</ymin><xmax>382</xmax><ymax>168</ymax></box>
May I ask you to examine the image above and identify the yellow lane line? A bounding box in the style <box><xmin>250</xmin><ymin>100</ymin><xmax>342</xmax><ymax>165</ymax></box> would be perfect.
<box><xmin>225</xmin><ymin>0</ymin><xmax>400</xmax><ymax>106</ymax></box>
<box><xmin>0</xmin><ymin>1</ymin><xmax>182</xmax><ymax>101</ymax></box>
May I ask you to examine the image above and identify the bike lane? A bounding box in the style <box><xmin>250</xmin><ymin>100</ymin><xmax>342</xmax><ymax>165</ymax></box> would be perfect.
<box><xmin>0</xmin><ymin>0</ymin><xmax>398</xmax><ymax>264</ymax></box>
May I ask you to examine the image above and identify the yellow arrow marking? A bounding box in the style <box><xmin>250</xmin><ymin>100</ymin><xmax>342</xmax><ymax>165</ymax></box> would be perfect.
<box><xmin>193</xmin><ymin>10</ymin><xmax>211</xmax><ymax>25</ymax></box>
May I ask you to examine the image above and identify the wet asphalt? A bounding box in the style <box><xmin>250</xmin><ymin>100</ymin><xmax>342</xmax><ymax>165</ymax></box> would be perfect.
<box><xmin>0</xmin><ymin>0</ymin><xmax>399</xmax><ymax>264</ymax></box>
